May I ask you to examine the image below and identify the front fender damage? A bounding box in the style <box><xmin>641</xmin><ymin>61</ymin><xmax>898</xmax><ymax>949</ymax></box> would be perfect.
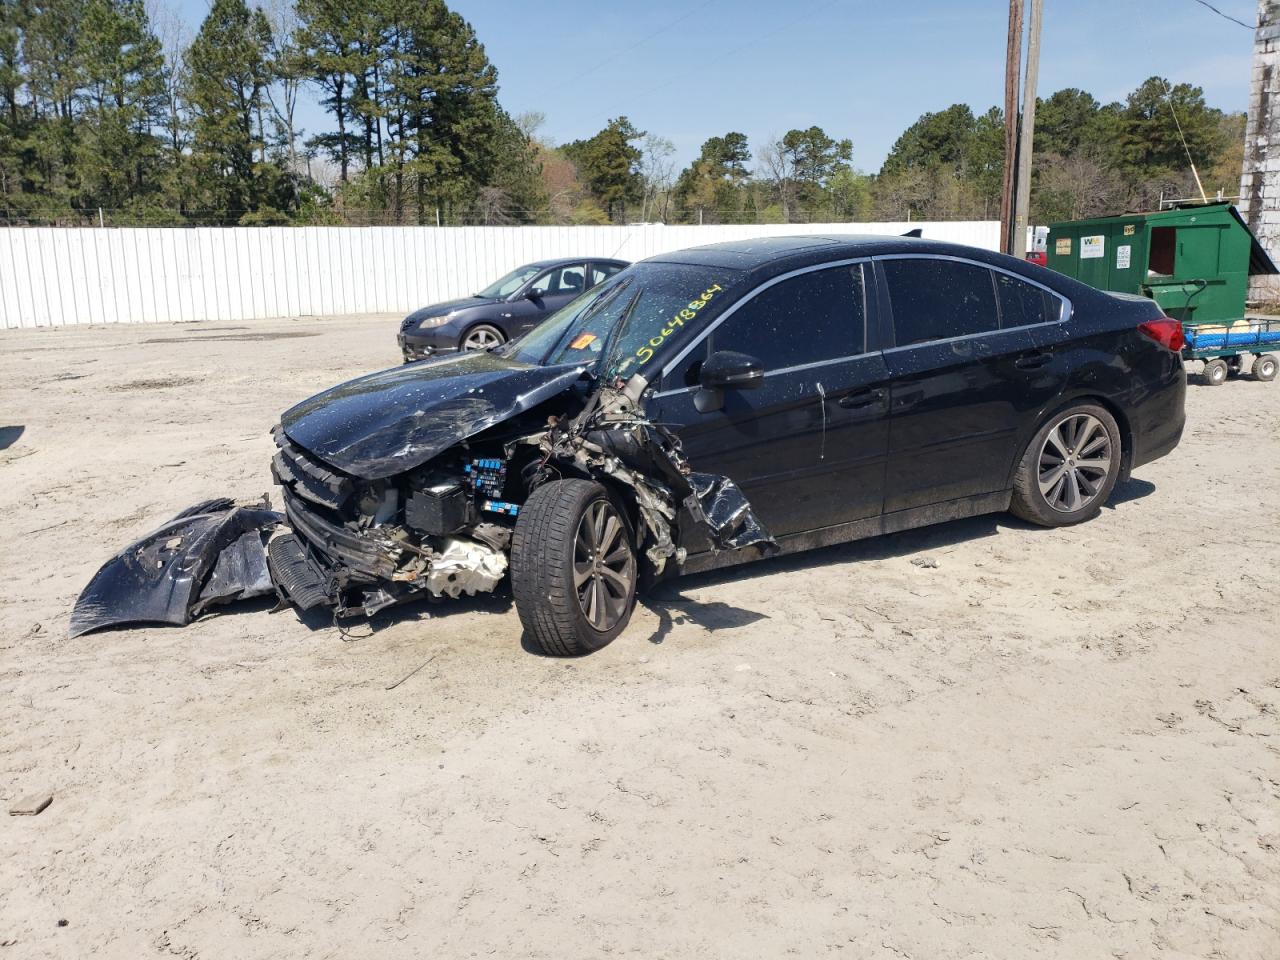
<box><xmin>69</xmin><ymin>377</ymin><xmax>775</xmax><ymax>637</ymax></box>
<box><xmin>519</xmin><ymin>377</ymin><xmax>776</xmax><ymax>574</ymax></box>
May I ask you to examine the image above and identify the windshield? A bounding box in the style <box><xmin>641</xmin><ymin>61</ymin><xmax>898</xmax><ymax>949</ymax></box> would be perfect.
<box><xmin>476</xmin><ymin>264</ymin><xmax>543</xmax><ymax>299</ymax></box>
<box><xmin>504</xmin><ymin>262</ymin><xmax>744</xmax><ymax>379</ymax></box>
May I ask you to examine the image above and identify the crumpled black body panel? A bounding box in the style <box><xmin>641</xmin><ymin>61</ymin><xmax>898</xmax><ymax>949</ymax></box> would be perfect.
<box><xmin>280</xmin><ymin>351</ymin><xmax>589</xmax><ymax>480</ymax></box>
<box><xmin>69</xmin><ymin>499</ymin><xmax>282</xmax><ymax>638</ymax></box>
<box><xmin>684</xmin><ymin>473</ymin><xmax>778</xmax><ymax>556</ymax></box>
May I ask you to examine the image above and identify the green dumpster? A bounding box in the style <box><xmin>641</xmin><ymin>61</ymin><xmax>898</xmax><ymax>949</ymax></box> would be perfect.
<box><xmin>1045</xmin><ymin>202</ymin><xmax>1277</xmax><ymax>325</ymax></box>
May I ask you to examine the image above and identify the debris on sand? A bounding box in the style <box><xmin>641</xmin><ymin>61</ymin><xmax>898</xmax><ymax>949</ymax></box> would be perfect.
<box><xmin>8</xmin><ymin>793</ymin><xmax>53</xmax><ymax>816</ymax></box>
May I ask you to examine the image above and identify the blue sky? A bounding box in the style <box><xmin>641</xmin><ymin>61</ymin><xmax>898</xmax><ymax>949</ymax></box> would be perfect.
<box><xmin>171</xmin><ymin>0</ymin><xmax>1256</xmax><ymax>172</ymax></box>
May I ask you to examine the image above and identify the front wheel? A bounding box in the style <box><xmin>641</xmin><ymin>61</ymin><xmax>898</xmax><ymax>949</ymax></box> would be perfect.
<box><xmin>1010</xmin><ymin>403</ymin><xmax>1122</xmax><ymax>527</ymax></box>
<box><xmin>460</xmin><ymin>323</ymin><xmax>505</xmax><ymax>351</ymax></box>
<box><xmin>510</xmin><ymin>479</ymin><xmax>638</xmax><ymax>656</ymax></box>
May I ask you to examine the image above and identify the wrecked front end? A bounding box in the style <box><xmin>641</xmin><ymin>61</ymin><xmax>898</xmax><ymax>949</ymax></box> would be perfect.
<box><xmin>268</xmin><ymin>423</ymin><xmax>517</xmax><ymax>617</ymax></box>
<box><xmin>267</xmin><ymin>373</ymin><xmax>777</xmax><ymax>622</ymax></box>
<box><xmin>71</xmin><ymin>354</ymin><xmax>775</xmax><ymax>637</ymax></box>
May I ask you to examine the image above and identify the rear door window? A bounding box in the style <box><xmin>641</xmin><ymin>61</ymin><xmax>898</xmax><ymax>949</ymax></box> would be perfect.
<box><xmin>590</xmin><ymin>263</ymin><xmax>625</xmax><ymax>286</ymax></box>
<box><xmin>708</xmin><ymin>263</ymin><xmax>866</xmax><ymax>371</ymax></box>
<box><xmin>882</xmin><ymin>258</ymin><xmax>997</xmax><ymax>346</ymax></box>
<box><xmin>532</xmin><ymin>264</ymin><xmax>586</xmax><ymax>296</ymax></box>
<box><xmin>995</xmin><ymin>272</ymin><xmax>1058</xmax><ymax>328</ymax></box>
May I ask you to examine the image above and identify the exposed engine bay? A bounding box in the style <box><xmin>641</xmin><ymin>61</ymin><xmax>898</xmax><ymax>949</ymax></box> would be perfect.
<box><xmin>70</xmin><ymin>368</ymin><xmax>775</xmax><ymax>637</ymax></box>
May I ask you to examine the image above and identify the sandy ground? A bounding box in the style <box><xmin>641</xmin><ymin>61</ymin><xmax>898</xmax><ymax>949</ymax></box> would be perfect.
<box><xmin>1</xmin><ymin>315</ymin><xmax>1278</xmax><ymax>960</ymax></box>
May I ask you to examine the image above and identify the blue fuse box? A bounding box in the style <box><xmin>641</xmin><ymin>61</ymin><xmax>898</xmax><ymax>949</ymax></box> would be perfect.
<box><xmin>465</xmin><ymin>458</ymin><xmax>517</xmax><ymax>515</ymax></box>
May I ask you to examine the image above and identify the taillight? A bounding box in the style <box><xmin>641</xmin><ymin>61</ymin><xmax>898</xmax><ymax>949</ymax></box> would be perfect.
<box><xmin>1138</xmin><ymin>318</ymin><xmax>1184</xmax><ymax>352</ymax></box>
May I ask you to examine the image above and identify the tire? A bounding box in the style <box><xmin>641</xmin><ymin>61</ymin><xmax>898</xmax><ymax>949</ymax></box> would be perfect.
<box><xmin>510</xmin><ymin>479</ymin><xmax>638</xmax><ymax>656</ymax></box>
<box><xmin>1203</xmin><ymin>358</ymin><xmax>1229</xmax><ymax>385</ymax></box>
<box><xmin>1226</xmin><ymin>355</ymin><xmax>1244</xmax><ymax>377</ymax></box>
<box><xmin>1254</xmin><ymin>353</ymin><xmax>1278</xmax><ymax>382</ymax></box>
<box><xmin>460</xmin><ymin>323</ymin><xmax>505</xmax><ymax>351</ymax></box>
<box><xmin>1010</xmin><ymin>402</ymin><xmax>1122</xmax><ymax>527</ymax></box>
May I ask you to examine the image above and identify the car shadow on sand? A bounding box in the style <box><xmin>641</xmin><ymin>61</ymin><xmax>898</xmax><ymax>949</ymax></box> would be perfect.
<box><xmin>632</xmin><ymin>478</ymin><xmax>1158</xmax><ymax>649</ymax></box>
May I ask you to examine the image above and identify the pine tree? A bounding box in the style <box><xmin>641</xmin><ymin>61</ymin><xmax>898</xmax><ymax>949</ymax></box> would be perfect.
<box><xmin>22</xmin><ymin>0</ymin><xmax>86</xmax><ymax>217</ymax></box>
<box><xmin>380</xmin><ymin>0</ymin><xmax>501</xmax><ymax>223</ymax></box>
<box><xmin>185</xmin><ymin>0</ymin><xmax>280</xmax><ymax>222</ymax></box>
<box><xmin>294</xmin><ymin>0</ymin><xmax>360</xmax><ymax>182</ymax></box>
<box><xmin>75</xmin><ymin>0</ymin><xmax>166</xmax><ymax>216</ymax></box>
<box><xmin>0</xmin><ymin>0</ymin><xmax>28</xmax><ymax>208</ymax></box>
<box><xmin>562</xmin><ymin>117</ymin><xmax>644</xmax><ymax>223</ymax></box>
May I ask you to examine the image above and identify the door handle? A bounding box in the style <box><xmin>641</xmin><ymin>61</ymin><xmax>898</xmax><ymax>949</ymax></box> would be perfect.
<box><xmin>1014</xmin><ymin>350</ymin><xmax>1051</xmax><ymax>370</ymax></box>
<box><xmin>837</xmin><ymin>388</ymin><xmax>885</xmax><ymax>409</ymax></box>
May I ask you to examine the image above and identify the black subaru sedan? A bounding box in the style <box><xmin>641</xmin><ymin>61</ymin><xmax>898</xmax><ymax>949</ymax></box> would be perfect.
<box><xmin>76</xmin><ymin>236</ymin><xmax>1187</xmax><ymax>648</ymax></box>
<box><xmin>253</xmin><ymin>234</ymin><xmax>1185</xmax><ymax>656</ymax></box>
<box><xmin>398</xmin><ymin>257</ymin><xmax>629</xmax><ymax>360</ymax></box>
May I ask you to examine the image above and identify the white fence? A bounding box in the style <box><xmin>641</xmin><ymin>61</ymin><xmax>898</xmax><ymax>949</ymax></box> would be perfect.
<box><xmin>0</xmin><ymin>221</ymin><xmax>1000</xmax><ymax>330</ymax></box>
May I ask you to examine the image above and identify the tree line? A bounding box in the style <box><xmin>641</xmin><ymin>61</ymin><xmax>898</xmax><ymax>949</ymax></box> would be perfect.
<box><xmin>0</xmin><ymin>0</ymin><xmax>1246</xmax><ymax>227</ymax></box>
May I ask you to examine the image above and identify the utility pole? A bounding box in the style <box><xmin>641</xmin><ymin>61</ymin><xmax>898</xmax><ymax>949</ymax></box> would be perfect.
<box><xmin>1000</xmin><ymin>0</ymin><xmax>1024</xmax><ymax>254</ymax></box>
<box><xmin>1011</xmin><ymin>0</ymin><xmax>1043</xmax><ymax>259</ymax></box>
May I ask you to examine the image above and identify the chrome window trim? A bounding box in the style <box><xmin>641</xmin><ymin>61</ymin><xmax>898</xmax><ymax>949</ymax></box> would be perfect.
<box><xmin>879</xmin><ymin>318</ymin><xmax>1065</xmax><ymax>355</ymax></box>
<box><xmin>874</xmin><ymin>253</ymin><xmax>1072</xmax><ymax>343</ymax></box>
<box><xmin>657</xmin><ymin>256</ymin><xmax>873</xmax><ymax>381</ymax></box>
<box><xmin>651</xmin><ymin>252</ymin><xmax>1073</xmax><ymax>396</ymax></box>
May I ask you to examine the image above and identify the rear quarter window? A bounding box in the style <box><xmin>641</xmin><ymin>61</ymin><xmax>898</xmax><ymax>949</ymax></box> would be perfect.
<box><xmin>882</xmin><ymin>258</ymin><xmax>998</xmax><ymax>346</ymax></box>
<box><xmin>995</xmin><ymin>271</ymin><xmax>1059</xmax><ymax>328</ymax></box>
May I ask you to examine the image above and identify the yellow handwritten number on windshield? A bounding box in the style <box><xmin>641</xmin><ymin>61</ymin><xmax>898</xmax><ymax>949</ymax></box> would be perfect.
<box><xmin>635</xmin><ymin>284</ymin><xmax>723</xmax><ymax>366</ymax></box>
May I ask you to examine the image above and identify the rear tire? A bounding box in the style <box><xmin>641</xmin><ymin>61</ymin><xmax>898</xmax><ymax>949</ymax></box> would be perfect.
<box><xmin>1203</xmin><ymin>358</ymin><xmax>1229</xmax><ymax>385</ymax></box>
<box><xmin>1254</xmin><ymin>353</ymin><xmax>1278</xmax><ymax>382</ymax></box>
<box><xmin>1010</xmin><ymin>402</ymin><xmax>1122</xmax><ymax>527</ymax></box>
<box><xmin>510</xmin><ymin>479</ymin><xmax>638</xmax><ymax>656</ymax></box>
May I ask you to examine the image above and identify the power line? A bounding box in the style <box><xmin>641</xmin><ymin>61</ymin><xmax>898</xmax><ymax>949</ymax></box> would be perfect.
<box><xmin>547</xmin><ymin>0</ymin><xmax>720</xmax><ymax>94</ymax></box>
<box><xmin>1190</xmin><ymin>0</ymin><xmax>1254</xmax><ymax>29</ymax></box>
<box><xmin>630</xmin><ymin>0</ymin><xmax>843</xmax><ymax>103</ymax></box>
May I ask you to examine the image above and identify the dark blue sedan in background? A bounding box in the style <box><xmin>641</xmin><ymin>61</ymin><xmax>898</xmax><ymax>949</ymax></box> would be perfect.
<box><xmin>398</xmin><ymin>257</ymin><xmax>629</xmax><ymax>360</ymax></box>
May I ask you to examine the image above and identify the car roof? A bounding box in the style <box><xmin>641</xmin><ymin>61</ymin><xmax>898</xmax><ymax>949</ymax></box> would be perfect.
<box><xmin>523</xmin><ymin>256</ymin><xmax>630</xmax><ymax>269</ymax></box>
<box><xmin>643</xmin><ymin>233</ymin><xmax>1084</xmax><ymax>294</ymax></box>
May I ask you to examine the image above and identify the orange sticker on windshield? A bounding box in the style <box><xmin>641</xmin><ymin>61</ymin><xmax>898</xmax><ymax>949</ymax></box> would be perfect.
<box><xmin>570</xmin><ymin>333</ymin><xmax>597</xmax><ymax>350</ymax></box>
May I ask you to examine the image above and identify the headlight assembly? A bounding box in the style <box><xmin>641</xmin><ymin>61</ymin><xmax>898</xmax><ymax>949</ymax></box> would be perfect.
<box><xmin>413</xmin><ymin>312</ymin><xmax>454</xmax><ymax>329</ymax></box>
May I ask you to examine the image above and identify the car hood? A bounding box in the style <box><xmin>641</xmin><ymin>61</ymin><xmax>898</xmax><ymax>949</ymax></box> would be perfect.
<box><xmin>407</xmin><ymin>296</ymin><xmax>495</xmax><ymax>321</ymax></box>
<box><xmin>280</xmin><ymin>351</ymin><xmax>591</xmax><ymax>480</ymax></box>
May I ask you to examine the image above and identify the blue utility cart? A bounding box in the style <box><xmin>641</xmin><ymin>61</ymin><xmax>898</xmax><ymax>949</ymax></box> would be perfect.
<box><xmin>1182</xmin><ymin>317</ymin><xmax>1280</xmax><ymax>385</ymax></box>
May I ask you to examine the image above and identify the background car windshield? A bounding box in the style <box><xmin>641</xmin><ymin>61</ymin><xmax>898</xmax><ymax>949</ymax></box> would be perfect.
<box><xmin>476</xmin><ymin>265</ymin><xmax>541</xmax><ymax>299</ymax></box>
<box><xmin>506</xmin><ymin>262</ymin><xmax>744</xmax><ymax>377</ymax></box>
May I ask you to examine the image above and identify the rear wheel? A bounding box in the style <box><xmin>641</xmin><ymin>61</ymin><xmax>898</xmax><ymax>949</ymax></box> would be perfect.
<box><xmin>1203</xmin><ymin>358</ymin><xmax>1229</xmax><ymax>385</ymax></box>
<box><xmin>1254</xmin><ymin>353</ymin><xmax>1278</xmax><ymax>382</ymax></box>
<box><xmin>461</xmin><ymin>323</ymin><xmax>505</xmax><ymax>351</ymax></box>
<box><xmin>1010</xmin><ymin>403</ymin><xmax>1121</xmax><ymax>527</ymax></box>
<box><xmin>510</xmin><ymin>479</ymin><xmax>638</xmax><ymax>656</ymax></box>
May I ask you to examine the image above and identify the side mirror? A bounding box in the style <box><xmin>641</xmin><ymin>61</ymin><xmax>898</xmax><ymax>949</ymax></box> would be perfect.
<box><xmin>694</xmin><ymin>351</ymin><xmax>764</xmax><ymax>413</ymax></box>
<box><xmin>700</xmin><ymin>351</ymin><xmax>764</xmax><ymax>390</ymax></box>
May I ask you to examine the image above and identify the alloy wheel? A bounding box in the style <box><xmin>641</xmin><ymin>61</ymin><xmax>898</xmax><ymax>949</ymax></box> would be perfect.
<box><xmin>1037</xmin><ymin>413</ymin><xmax>1112</xmax><ymax>513</ymax></box>
<box><xmin>462</xmin><ymin>326</ymin><xmax>502</xmax><ymax>350</ymax></box>
<box><xmin>573</xmin><ymin>499</ymin><xmax>635</xmax><ymax>632</ymax></box>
